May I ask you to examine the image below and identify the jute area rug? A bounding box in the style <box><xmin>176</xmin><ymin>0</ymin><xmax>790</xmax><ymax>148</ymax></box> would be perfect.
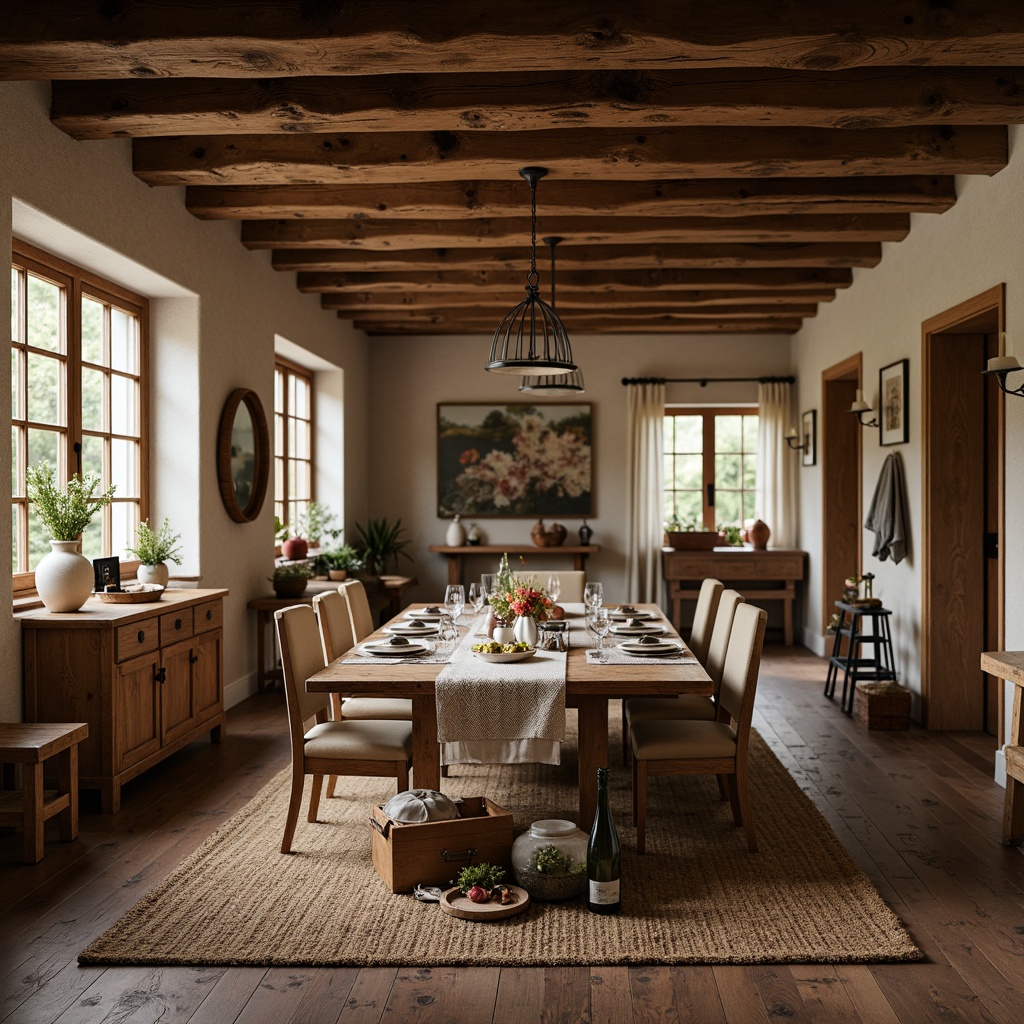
<box><xmin>80</xmin><ymin>719</ymin><xmax>920</xmax><ymax>967</ymax></box>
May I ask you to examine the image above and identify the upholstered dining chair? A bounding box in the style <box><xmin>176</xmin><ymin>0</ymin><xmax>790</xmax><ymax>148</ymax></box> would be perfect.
<box><xmin>338</xmin><ymin>578</ymin><xmax>376</xmax><ymax>642</ymax></box>
<box><xmin>514</xmin><ymin>570</ymin><xmax>586</xmax><ymax>604</ymax></box>
<box><xmin>621</xmin><ymin>590</ymin><xmax>746</xmax><ymax>763</ymax></box>
<box><xmin>688</xmin><ymin>577</ymin><xmax>724</xmax><ymax>665</ymax></box>
<box><xmin>274</xmin><ymin>604</ymin><xmax>413</xmax><ymax>854</ymax></box>
<box><xmin>629</xmin><ymin>603</ymin><xmax>768</xmax><ymax>855</ymax></box>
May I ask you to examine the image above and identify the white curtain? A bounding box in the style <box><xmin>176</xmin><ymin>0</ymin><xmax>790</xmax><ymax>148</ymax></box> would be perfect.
<box><xmin>755</xmin><ymin>380</ymin><xmax>798</xmax><ymax>548</ymax></box>
<box><xmin>626</xmin><ymin>381</ymin><xmax>666</xmax><ymax>602</ymax></box>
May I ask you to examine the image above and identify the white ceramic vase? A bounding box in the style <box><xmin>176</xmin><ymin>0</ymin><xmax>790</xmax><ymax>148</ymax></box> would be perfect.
<box><xmin>446</xmin><ymin>515</ymin><xmax>466</xmax><ymax>547</ymax></box>
<box><xmin>514</xmin><ymin>615</ymin><xmax>539</xmax><ymax>647</ymax></box>
<box><xmin>137</xmin><ymin>562</ymin><xmax>170</xmax><ymax>587</ymax></box>
<box><xmin>492</xmin><ymin>624</ymin><xmax>515</xmax><ymax>645</ymax></box>
<box><xmin>35</xmin><ymin>540</ymin><xmax>94</xmax><ymax>613</ymax></box>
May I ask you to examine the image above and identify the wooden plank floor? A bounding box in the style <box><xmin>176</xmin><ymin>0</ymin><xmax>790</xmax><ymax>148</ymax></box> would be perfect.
<box><xmin>1</xmin><ymin>645</ymin><xmax>1021</xmax><ymax>1024</ymax></box>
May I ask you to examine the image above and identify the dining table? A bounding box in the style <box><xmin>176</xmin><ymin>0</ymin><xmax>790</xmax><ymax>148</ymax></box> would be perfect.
<box><xmin>306</xmin><ymin>603</ymin><xmax>713</xmax><ymax>828</ymax></box>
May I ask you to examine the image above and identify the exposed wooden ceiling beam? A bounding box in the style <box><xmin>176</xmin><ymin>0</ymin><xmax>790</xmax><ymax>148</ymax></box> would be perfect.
<box><xmin>320</xmin><ymin>289</ymin><xmax>837</xmax><ymax>310</ymax></box>
<box><xmin>241</xmin><ymin>213</ymin><xmax>909</xmax><ymax>250</ymax></box>
<box><xmin>5</xmin><ymin>4</ymin><xmax>1024</xmax><ymax>79</ymax></box>
<box><xmin>335</xmin><ymin>303</ymin><xmax>819</xmax><ymax>320</ymax></box>
<box><xmin>354</xmin><ymin>319</ymin><xmax>803</xmax><ymax>335</ymax></box>
<box><xmin>51</xmin><ymin>68</ymin><xmax>1024</xmax><ymax>139</ymax></box>
<box><xmin>272</xmin><ymin>243</ymin><xmax>881</xmax><ymax>273</ymax></box>
<box><xmin>297</xmin><ymin>268</ymin><xmax>854</xmax><ymax>293</ymax></box>
<box><xmin>186</xmin><ymin>177</ymin><xmax>957</xmax><ymax>220</ymax></box>
<box><xmin>133</xmin><ymin>126</ymin><xmax>1007</xmax><ymax>186</ymax></box>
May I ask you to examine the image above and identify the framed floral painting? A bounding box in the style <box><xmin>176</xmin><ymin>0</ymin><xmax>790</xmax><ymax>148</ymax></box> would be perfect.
<box><xmin>438</xmin><ymin>403</ymin><xmax>593</xmax><ymax>517</ymax></box>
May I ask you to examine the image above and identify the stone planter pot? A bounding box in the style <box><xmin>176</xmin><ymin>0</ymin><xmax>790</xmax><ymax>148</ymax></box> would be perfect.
<box><xmin>328</xmin><ymin>569</ymin><xmax>348</xmax><ymax>581</ymax></box>
<box><xmin>36</xmin><ymin>539</ymin><xmax>94</xmax><ymax>613</ymax></box>
<box><xmin>137</xmin><ymin>562</ymin><xmax>170</xmax><ymax>587</ymax></box>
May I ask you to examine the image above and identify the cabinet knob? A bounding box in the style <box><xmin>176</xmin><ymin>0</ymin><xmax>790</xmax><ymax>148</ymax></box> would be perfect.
<box><xmin>137</xmin><ymin>630</ymin><xmax>145</xmax><ymax>644</ymax></box>
<box><xmin>154</xmin><ymin>666</ymin><xmax>167</xmax><ymax>684</ymax></box>
<box><xmin>189</xmin><ymin>653</ymin><xmax>199</xmax><ymax>665</ymax></box>
<box><xmin>174</xmin><ymin>618</ymin><xmax>182</xmax><ymax>630</ymax></box>
<box><xmin>206</xmin><ymin>610</ymin><xmax>213</xmax><ymax>621</ymax></box>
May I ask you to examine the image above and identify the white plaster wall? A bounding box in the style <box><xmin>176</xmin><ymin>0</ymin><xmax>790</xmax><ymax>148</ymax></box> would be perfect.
<box><xmin>791</xmin><ymin>125</ymin><xmax>1024</xmax><ymax>738</ymax></box>
<box><xmin>367</xmin><ymin>332</ymin><xmax>792</xmax><ymax>604</ymax></box>
<box><xmin>0</xmin><ymin>81</ymin><xmax>370</xmax><ymax>719</ymax></box>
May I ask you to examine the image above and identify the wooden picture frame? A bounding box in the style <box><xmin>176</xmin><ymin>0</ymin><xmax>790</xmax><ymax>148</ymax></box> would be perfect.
<box><xmin>437</xmin><ymin>402</ymin><xmax>592</xmax><ymax>517</ymax></box>
<box><xmin>217</xmin><ymin>388</ymin><xmax>271</xmax><ymax>523</ymax></box>
<box><xmin>879</xmin><ymin>359</ymin><xmax>909</xmax><ymax>446</ymax></box>
<box><xmin>801</xmin><ymin>409</ymin><xmax>817</xmax><ymax>466</ymax></box>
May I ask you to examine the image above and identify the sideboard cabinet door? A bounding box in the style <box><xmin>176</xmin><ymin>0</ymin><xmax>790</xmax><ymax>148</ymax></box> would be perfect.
<box><xmin>114</xmin><ymin>651</ymin><xmax>161</xmax><ymax>773</ymax></box>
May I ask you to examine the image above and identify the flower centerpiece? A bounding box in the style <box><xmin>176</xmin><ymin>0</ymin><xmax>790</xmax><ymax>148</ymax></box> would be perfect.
<box><xmin>26</xmin><ymin>460</ymin><xmax>116</xmax><ymax>612</ymax></box>
<box><xmin>127</xmin><ymin>517</ymin><xmax>183</xmax><ymax>588</ymax></box>
<box><xmin>489</xmin><ymin>553</ymin><xmax>552</xmax><ymax>647</ymax></box>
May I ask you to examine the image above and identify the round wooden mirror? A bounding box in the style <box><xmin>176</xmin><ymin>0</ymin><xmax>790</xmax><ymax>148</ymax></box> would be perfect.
<box><xmin>217</xmin><ymin>388</ymin><xmax>270</xmax><ymax>523</ymax></box>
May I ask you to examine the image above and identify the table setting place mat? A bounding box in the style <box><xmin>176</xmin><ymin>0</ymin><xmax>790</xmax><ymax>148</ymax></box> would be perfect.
<box><xmin>336</xmin><ymin>625</ymin><xmax>470</xmax><ymax>665</ymax></box>
<box><xmin>436</xmin><ymin>615</ymin><xmax>566</xmax><ymax>765</ymax></box>
<box><xmin>585</xmin><ymin>644</ymin><xmax>699</xmax><ymax>666</ymax></box>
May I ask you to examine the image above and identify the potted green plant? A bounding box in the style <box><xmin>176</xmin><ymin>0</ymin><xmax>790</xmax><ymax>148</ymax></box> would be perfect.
<box><xmin>663</xmin><ymin>511</ymin><xmax>726</xmax><ymax>551</ymax></box>
<box><xmin>126</xmin><ymin>517</ymin><xmax>183</xmax><ymax>588</ymax></box>
<box><xmin>355</xmin><ymin>517</ymin><xmax>413</xmax><ymax>577</ymax></box>
<box><xmin>26</xmin><ymin>460</ymin><xmax>116</xmax><ymax>612</ymax></box>
<box><xmin>270</xmin><ymin>561</ymin><xmax>314</xmax><ymax>599</ymax></box>
<box><xmin>322</xmin><ymin>544</ymin><xmax>363</xmax><ymax>581</ymax></box>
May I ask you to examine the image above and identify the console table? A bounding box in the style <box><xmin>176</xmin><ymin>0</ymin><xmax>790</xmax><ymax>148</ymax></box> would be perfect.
<box><xmin>979</xmin><ymin>651</ymin><xmax>1024</xmax><ymax>846</ymax></box>
<box><xmin>662</xmin><ymin>547</ymin><xmax>806</xmax><ymax>645</ymax></box>
<box><xmin>429</xmin><ymin>544</ymin><xmax>599</xmax><ymax>586</ymax></box>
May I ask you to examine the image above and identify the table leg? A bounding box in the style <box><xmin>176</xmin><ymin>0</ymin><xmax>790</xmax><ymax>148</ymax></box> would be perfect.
<box><xmin>577</xmin><ymin>696</ymin><xmax>609</xmax><ymax>830</ymax></box>
<box><xmin>256</xmin><ymin>611</ymin><xmax>268</xmax><ymax>693</ymax></box>
<box><xmin>56</xmin><ymin>743</ymin><xmax>78</xmax><ymax>842</ymax></box>
<box><xmin>412</xmin><ymin>695</ymin><xmax>441</xmax><ymax>792</ymax></box>
<box><xmin>24</xmin><ymin>761</ymin><xmax>44</xmax><ymax>864</ymax></box>
<box><xmin>783</xmin><ymin>583</ymin><xmax>795</xmax><ymax>645</ymax></box>
<box><xmin>1005</xmin><ymin>688</ymin><xmax>1023</xmax><ymax>846</ymax></box>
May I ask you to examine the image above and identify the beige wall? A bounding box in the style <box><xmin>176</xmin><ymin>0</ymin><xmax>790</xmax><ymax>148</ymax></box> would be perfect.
<box><xmin>367</xmin><ymin>332</ymin><xmax>792</xmax><ymax>604</ymax></box>
<box><xmin>0</xmin><ymin>81</ymin><xmax>371</xmax><ymax>718</ymax></box>
<box><xmin>791</xmin><ymin>125</ymin><xmax>1024</xmax><ymax>747</ymax></box>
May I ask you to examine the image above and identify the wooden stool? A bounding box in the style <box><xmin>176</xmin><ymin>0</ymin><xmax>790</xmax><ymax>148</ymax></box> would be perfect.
<box><xmin>0</xmin><ymin>723</ymin><xmax>88</xmax><ymax>864</ymax></box>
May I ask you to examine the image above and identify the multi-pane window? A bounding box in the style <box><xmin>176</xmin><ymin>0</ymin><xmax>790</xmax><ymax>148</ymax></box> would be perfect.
<box><xmin>664</xmin><ymin>409</ymin><xmax>759</xmax><ymax>531</ymax></box>
<box><xmin>274</xmin><ymin>358</ymin><xmax>314</xmax><ymax>531</ymax></box>
<box><xmin>11</xmin><ymin>241</ymin><xmax>147</xmax><ymax>582</ymax></box>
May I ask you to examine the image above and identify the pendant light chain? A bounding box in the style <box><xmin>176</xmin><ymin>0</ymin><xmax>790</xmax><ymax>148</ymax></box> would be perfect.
<box><xmin>529</xmin><ymin>175</ymin><xmax>538</xmax><ymax>287</ymax></box>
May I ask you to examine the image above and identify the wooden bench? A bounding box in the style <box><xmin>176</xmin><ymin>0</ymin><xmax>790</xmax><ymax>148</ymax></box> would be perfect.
<box><xmin>0</xmin><ymin>723</ymin><xmax>88</xmax><ymax>863</ymax></box>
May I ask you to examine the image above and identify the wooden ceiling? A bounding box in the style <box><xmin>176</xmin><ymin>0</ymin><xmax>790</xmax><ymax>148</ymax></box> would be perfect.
<box><xmin>4</xmin><ymin>3</ymin><xmax>1024</xmax><ymax>336</ymax></box>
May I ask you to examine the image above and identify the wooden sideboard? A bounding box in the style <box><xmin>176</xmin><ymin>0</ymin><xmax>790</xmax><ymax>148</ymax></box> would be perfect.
<box><xmin>429</xmin><ymin>544</ymin><xmax>600</xmax><ymax>586</ymax></box>
<box><xmin>19</xmin><ymin>588</ymin><xmax>227</xmax><ymax>813</ymax></box>
<box><xmin>662</xmin><ymin>548</ymin><xmax>806</xmax><ymax>645</ymax></box>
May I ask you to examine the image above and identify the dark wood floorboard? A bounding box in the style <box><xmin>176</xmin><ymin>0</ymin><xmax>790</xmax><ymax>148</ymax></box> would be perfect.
<box><xmin>2</xmin><ymin>646</ymin><xmax>1022</xmax><ymax>1024</ymax></box>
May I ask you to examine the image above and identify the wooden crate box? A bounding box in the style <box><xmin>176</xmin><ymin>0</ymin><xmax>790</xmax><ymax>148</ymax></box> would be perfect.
<box><xmin>370</xmin><ymin>796</ymin><xmax>514</xmax><ymax>893</ymax></box>
<box><xmin>854</xmin><ymin>681</ymin><xmax>911</xmax><ymax>730</ymax></box>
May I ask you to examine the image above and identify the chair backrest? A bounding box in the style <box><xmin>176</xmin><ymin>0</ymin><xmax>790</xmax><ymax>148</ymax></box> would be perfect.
<box><xmin>338</xmin><ymin>578</ymin><xmax>375</xmax><ymax>641</ymax></box>
<box><xmin>717</xmin><ymin>603</ymin><xmax>768</xmax><ymax>736</ymax></box>
<box><xmin>275</xmin><ymin>605</ymin><xmax>331</xmax><ymax>742</ymax></box>
<box><xmin>513</xmin><ymin>570</ymin><xmax>586</xmax><ymax>603</ymax></box>
<box><xmin>705</xmin><ymin>589</ymin><xmax>745</xmax><ymax>690</ymax></box>
<box><xmin>312</xmin><ymin>590</ymin><xmax>356</xmax><ymax>663</ymax></box>
<box><xmin>689</xmin><ymin>578</ymin><xmax>724</xmax><ymax>664</ymax></box>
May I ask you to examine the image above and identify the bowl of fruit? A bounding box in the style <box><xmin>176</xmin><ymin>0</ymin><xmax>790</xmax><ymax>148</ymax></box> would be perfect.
<box><xmin>471</xmin><ymin>640</ymin><xmax>536</xmax><ymax>664</ymax></box>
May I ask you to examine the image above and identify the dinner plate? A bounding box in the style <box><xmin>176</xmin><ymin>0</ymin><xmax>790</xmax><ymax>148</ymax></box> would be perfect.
<box><xmin>617</xmin><ymin>639</ymin><xmax>686</xmax><ymax>657</ymax></box>
<box><xmin>610</xmin><ymin>622</ymin><xmax>668</xmax><ymax>636</ymax></box>
<box><xmin>359</xmin><ymin>639</ymin><xmax>431</xmax><ymax>658</ymax></box>
<box><xmin>385</xmin><ymin>623</ymin><xmax>439</xmax><ymax>637</ymax></box>
<box><xmin>472</xmin><ymin>648</ymin><xmax>537</xmax><ymax>664</ymax></box>
<box><xmin>608</xmin><ymin>608</ymin><xmax>658</xmax><ymax>621</ymax></box>
<box><xmin>404</xmin><ymin>607</ymin><xmax>445</xmax><ymax>621</ymax></box>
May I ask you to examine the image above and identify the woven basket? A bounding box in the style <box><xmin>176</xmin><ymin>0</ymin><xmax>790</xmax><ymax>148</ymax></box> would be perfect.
<box><xmin>854</xmin><ymin>681</ymin><xmax>911</xmax><ymax>730</ymax></box>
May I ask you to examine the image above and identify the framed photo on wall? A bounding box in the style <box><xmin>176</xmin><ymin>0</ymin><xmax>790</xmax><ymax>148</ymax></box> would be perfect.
<box><xmin>879</xmin><ymin>359</ymin><xmax>909</xmax><ymax>446</ymax></box>
<box><xmin>801</xmin><ymin>409</ymin><xmax>817</xmax><ymax>467</ymax></box>
<box><xmin>437</xmin><ymin>403</ymin><xmax>592</xmax><ymax>517</ymax></box>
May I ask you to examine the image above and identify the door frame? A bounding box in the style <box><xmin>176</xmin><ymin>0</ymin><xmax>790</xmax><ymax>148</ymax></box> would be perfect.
<box><xmin>921</xmin><ymin>283</ymin><xmax>1005</xmax><ymax>732</ymax></box>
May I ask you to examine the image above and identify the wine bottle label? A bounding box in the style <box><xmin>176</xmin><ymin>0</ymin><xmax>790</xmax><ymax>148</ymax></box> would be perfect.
<box><xmin>589</xmin><ymin>879</ymin><xmax>620</xmax><ymax>904</ymax></box>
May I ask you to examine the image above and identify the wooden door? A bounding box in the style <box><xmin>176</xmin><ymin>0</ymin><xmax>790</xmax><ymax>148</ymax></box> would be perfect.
<box><xmin>193</xmin><ymin>630</ymin><xmax>223</xmax><ymax>724</ymax></box>
<box><xmin>114</xmin><ymin>651</ymin><xmax>161</xmax><ymax>773</ymax></box>
<box><xmin>160</xmin><ymin>638</ymin><xmax>196</xmax><ymax>746</ymax></box>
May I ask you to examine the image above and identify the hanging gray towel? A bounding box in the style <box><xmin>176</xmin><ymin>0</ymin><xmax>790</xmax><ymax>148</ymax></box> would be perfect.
<box><xmin>865</xmin><ymin>453</ymin><xmax>908</xmax><ymax>564</ymax></box>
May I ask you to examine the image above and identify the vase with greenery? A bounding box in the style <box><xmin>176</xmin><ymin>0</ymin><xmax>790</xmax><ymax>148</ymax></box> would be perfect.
<box><xmin>26</xmin><ymin>460</ymin><xmax>116</xmax><ymax>612</ymax></box>
<box><xmin>355</xmin><ymin>517</ymin><xmax>413</xmax><ymax>577</ymax></box>
<box><xmin>127</xmin><ymin>517</ymin><xmax>182</xmax><ymax>587</ymax></box>
<box><xmin>321</xmin><ymin>544</ymin><xmax>363</xmax><ymax>581</ymax></box>
<box><xmin>270</xmin><ymin>561</ymin><xmax>314</xmax><ymax>599</ymax></box>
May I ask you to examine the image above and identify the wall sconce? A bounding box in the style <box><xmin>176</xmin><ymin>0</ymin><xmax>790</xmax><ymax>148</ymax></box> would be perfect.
<box><xmin>849</xmin><ymin>390</ymin><xmax>878</xmax><ymax>428</ymax></box>
<box><xmin>982</xmin><ymin>352</ymin><xmax>1024</xmax><ymax>398</ymax></box>
<box><xmin>784</xmin><ymin>427</ymin><xmax>807</xmax><ymax>452</ymax></box>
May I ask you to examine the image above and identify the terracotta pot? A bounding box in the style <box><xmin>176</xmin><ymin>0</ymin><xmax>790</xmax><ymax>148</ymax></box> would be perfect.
<box><xmin>328</xmin><ymin>569</ymin><xmax>348</xmax><ymax>581</ymax></box>
<box><xmin>281</xmin><ymin>537</ymin><xmax>308</xmax><ymax>560</ymax></box>
<box><xmin>745</xmin><ymin>519</ymin><xmax>771</xmax><ymax>550</ymax></box>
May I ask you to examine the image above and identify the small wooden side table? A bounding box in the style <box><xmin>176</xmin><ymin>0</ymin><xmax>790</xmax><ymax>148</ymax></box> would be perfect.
<box><xmin>824</xmin><ymin>602</ymin><xmax>898</xmax><ymax>714</ymax></box>
<box><xmin>0</xmin><ymin>723</ymin><xmax>88</xmax><ymax>863</ymax></box>
<box><xmin>979</xmin><ymin>651</ymin><xmax>1024</xmax><ymax>846</ymax></box>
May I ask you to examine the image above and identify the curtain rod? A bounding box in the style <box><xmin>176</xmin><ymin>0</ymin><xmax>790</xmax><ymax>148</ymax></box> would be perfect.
<box><xmin>621</xmin><ymin>375</ymin><xmax>795</xmax><ymax>387</ymax></box>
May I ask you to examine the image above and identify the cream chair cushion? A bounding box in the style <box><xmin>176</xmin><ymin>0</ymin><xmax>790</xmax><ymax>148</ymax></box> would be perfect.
<box><xmin>339</xmin><ymin>579</ymin><xmax>375</xmax><ymax>642</ymax></box>
<box><xmin>630</xmin><ymin>720</ymin><xmax>737</xmax><ymax>761</ymax></box>
<box><xmin>624</xmin><ymin>695</ymin><xmax>716</xmax><ymax>724</ymax></box>
<box><xmin>312</xmin><ymin>590</ymin><xmax>356</xmax><ymax>662</ymax></box>
<box><xmin>339</xmin><ymin>697</ymin><xmax>414</xmax><ymax>721</ymax></box>
<box><xmin>514</xmin><ymin>570</ymin><xmax>586</xmax><ymax>604</ymax></box>
<box><xmin>705</xmin><ymin>589</ymin><xmax>745</xmax><ymax>688</ymax></box>
<box><xmin>304</xmin><ymin>720</ymin><xmax>413</xmax><ymax>760</ymax></box>
<box><xmin>689</xmin><ymin>578</ymin><xmax>724</xmax><ymax>665</ymax></box>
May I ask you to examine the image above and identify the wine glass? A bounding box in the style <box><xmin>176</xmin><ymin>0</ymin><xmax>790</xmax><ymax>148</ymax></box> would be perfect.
<box><xmin>480</xmin><ymin>573</ymin><xmax>496</xmax><ymax>603</ymax></box>
<box><xmin>467</xmin><ymin>581</ymin><xmax>484</xmax><ymax>616</ymax></box>
<box><xmin>584</xmin><ymin>581</ymin><xmax>603</xmax><ymax>611</ymax></box>
<box><xmin>546</xmin><ymin>573</ymin><xmax>562</xmax><ymax>604</ymax></box>
<box><xmin>589</xmin><ymin>607</ymin><xmax>611</xmax><ymax>662</ymax></box>
<box><xmin>444</xmin><ymin>584</ymin><xmax>465</xmax><ymax>625</ymax></box>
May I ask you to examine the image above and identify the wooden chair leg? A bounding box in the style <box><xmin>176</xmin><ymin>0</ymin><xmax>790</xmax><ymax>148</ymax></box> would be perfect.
<box><xmin>716</xmin><ymin>773</ymin><xmax>729</xmax><ymax>802</ymax></box>
<box><xmin>725</xmin><ymin>772</ymin><xmax>743</xmax><ymax>827</ymax></box>
<box><xmin>281</xmin><ymin>769</ymin><xmax>305</xmax><ymax>854</ymax></box>
<box><xmin>57</xmin><ymin>743</ymin><xmax>78</xmax><ymax>841</ymax></box>
<box><xmin>621</xmin><ymin>704</ymin><xmax>631</xmax><ymax>766</ymax></box>
<box><xmin>397</xmin><ymin>761</ymin><xmax>409</xmax><ymax>793</ymax></box>
<box><xmin>23</xmin><ymin>762</ymin><xmax>44</xmax><ymax>864</ymax></box>
<box><xmin>331</xmin><ymin>693</ymin><xmax>343</xmax><ymax>721</ymax></box>
<box><xmin>441</xmin><ymin>764</ymin><xmax>449</xmax><ymax>778</ymax></box>
<box><xmin>326</xmin><ymin>775</ymin><xmax>338</xmax><ymax>798</ymax></box>
<box><xmin>636</xmin><ymin>759</ymin><xmax>648</xmax><ymax>855</ymax></box>
<box><xmin>735</xmin><ymin>760</ymin><xmax>757</xmax><ymax>853</ymax></box>
<box><xmin>307</xmin><ymin>774</ymin><xmax>324</xmax><ymax>822</ymax></box>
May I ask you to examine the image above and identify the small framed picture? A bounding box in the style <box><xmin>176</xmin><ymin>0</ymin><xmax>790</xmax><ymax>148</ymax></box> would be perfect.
<box><xmin>92</xmin><ymin>556</ymin><xmax>121</xmax><ymax>593</ymax></box>
<box><xmin>801</xmin><ymin>409</ymin><xmax>817</xmax><ymax>467</ymax></box>
<box><xmin>879</xmin><ymin>359</ymin><xmax>909</xmax><ymax>446</ymax></box>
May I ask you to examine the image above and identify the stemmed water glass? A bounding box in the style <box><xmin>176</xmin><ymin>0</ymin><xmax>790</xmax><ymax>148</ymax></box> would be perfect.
<box><xmin>546</xmin><ymin>574</ymin><xmax>562</xmax><ymax>605</ymax></box>
<box><xmin>467</xmin><ymin>581</ymin><xmax>484</xmax><ymax>617</ymax></box>
<box><xmin>583</xmin><ymin>581</ymin><xmax>603</xmax><ymax>612</ymax></box>
<box><xmin>480</xmin><ymin>573</ymin><xmax>496</xmax><ymax>604</ymax></box>
<box><xmin>437</xmin><ymin>614</ymin><xmax>459</xmax><ymax>655</ymax></box>
<box><xmin>444</xmin><ymin>584</ymin><xmax>465</xmax><ymax>625</ymax></box>
<box><xmin>587</xmin><ymin>607</ymin><xmax>611</xmax><ymax>662</ymax></box>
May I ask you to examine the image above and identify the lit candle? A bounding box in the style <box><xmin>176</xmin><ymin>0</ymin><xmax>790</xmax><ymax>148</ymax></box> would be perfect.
<box><xmin>785</xmin><ymin>427</ymin><xmax>798</xmax><ymax>439</ymax></box>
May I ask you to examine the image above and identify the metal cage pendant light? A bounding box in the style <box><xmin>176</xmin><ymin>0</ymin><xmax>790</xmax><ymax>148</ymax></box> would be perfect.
<box><xmin>520</xmin><ymin>236</ymin><xmax>585</xmax><ymax>395</ymax></box>
<box><xmin>485</xmin><ymin>167</ymin><xmax>576</xmax><ymax>376</ymax></box>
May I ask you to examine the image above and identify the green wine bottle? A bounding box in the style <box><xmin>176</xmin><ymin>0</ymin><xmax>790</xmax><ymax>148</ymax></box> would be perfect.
<box><xmin>587</xmin><ymin>767</ymin><xmax>620</xmax><ymax>914</ymax></box>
